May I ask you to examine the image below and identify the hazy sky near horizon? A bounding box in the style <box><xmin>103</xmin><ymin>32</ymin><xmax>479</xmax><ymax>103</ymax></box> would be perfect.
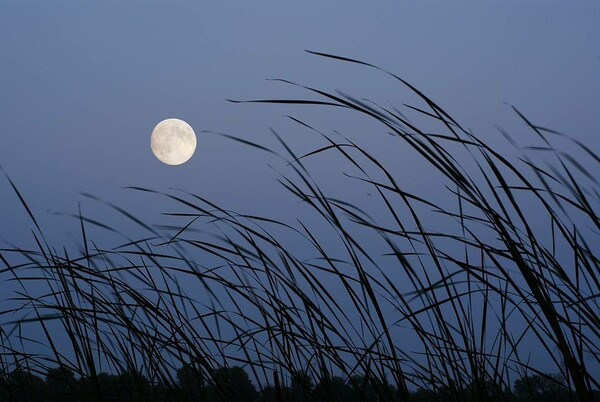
<box><xmin>1</xmin><ymin>1</ymin><xmax>599</xmax><ymax>246</ymax></box>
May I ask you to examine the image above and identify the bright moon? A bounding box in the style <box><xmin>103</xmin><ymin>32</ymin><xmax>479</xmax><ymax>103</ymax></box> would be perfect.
<box><xmin>150</xmin><ymin>118</ymin><xmax>197</xmax><ymax>165</ymax></box>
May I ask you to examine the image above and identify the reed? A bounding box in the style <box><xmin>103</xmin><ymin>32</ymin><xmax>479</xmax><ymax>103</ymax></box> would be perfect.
<box><xmin>1</xmin><ymin>52</ymin><xmax>598</xmax><ymax>401</ymax></box>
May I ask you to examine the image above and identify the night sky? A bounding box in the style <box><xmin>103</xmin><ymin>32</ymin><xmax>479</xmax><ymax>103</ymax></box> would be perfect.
<box><xmin>2</xmin><ymin>2</ymin><xmax>598</xmax><ymax>247</ymax></box>
<box><xmin>1</xmin><ymin>2</ymin><xmax>600</xmax><ymax>384</ymax></box>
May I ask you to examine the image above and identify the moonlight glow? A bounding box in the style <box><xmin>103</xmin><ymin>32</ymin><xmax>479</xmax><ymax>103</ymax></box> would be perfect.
<box><xmin>150</xmin><ymin>118</ymin><xmax>197</xmax><ymax>165</ymax></box>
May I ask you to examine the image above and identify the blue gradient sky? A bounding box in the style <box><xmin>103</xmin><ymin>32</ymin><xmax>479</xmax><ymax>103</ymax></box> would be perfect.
<box><xmin>1</xmin><ymin>0</ymin><xmax>600</xmax><ymax>383</ymax></box>
<box><xmin>1</xmin><ymin>1</ymin><xmax>599</xmax><ymax>246</ymax></box>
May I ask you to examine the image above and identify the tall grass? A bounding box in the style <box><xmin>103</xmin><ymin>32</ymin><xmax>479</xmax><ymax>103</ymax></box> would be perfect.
<box><xmin>1</xmin><ymin>52</ymin><xmax>598</xmax><ymax>401</ymax></box>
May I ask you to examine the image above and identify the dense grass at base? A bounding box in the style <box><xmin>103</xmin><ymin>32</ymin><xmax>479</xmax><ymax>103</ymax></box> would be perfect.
<box><xmin>1</xmin><ymin>53</ymin><xmax>599</xmax><ymax>401</ymax></box>
<box><xmin>3</xmin><ymin>365</ymin><xmax>598</xmax><ymax>402</ymax></box>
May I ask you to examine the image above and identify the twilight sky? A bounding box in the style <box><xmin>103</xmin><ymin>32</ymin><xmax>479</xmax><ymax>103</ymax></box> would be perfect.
<box><xmin>1</xmin><ymin>1</ymin><xmax>599</xmax><ymax>249</ymax></box>
<box><xmin>1</xmin><ymin>0</ymin><xmax>600</xmax><ymax>383</ymax></box>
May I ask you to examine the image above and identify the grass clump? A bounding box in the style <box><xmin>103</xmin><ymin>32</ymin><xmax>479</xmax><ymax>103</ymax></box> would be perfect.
<box><xmin>1</xmin><ymin>52</ymin><xmax>599</xmax><ymax>401</ymax></box>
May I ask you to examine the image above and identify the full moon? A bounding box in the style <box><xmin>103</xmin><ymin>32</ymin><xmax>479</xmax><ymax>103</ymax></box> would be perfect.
<box><xmin>150</xmin><ymin>118</ymin><xmax>197</xmax><ymax>165</ymax></box>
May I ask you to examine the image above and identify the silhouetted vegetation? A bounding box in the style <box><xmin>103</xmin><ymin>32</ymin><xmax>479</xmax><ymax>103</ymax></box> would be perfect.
<box><xmin>2</xmin><ymin>365</ymin><xmax>598</xmax><ymax>401</ymax></box>
<box><xmin>1</xmin><ymin>52</ymin><xmax>599</xmax><ymax>401</ymax></box>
